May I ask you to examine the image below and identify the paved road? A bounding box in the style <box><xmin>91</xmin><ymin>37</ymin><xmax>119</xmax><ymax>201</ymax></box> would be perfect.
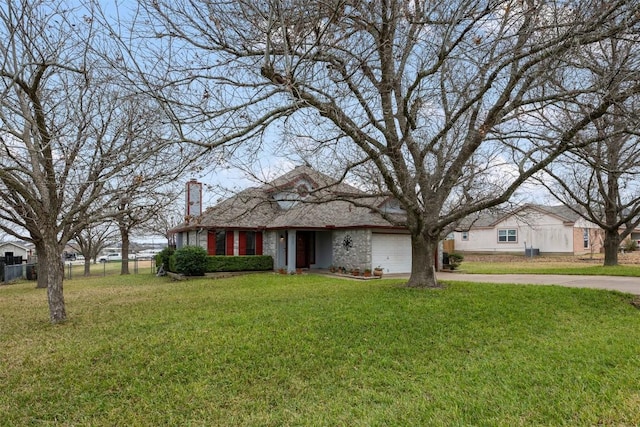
<box><xmin>434</xmin><ymin>272</ymin><xmax>640</xmax><ymax>295</ymax></box>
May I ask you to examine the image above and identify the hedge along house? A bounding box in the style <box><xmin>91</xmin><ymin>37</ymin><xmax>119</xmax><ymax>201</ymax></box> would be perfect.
<box><xmin>169</xmin><ymin>166</ymin><xmax>424</xmax><ymax>274</ymax></box>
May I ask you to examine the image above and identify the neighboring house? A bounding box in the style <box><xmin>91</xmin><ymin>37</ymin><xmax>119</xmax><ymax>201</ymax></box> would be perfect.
<box><xmin>0</xmin><ymin>241</ymin><xmax>34</xmax><ymax>262</ymax></box>
<box><xmin>452</xmin><ymin>204</ymin><xmax>603</xmax><ymax>255</ymax></box>
<box><xmin>170</xmin><ymin>166</ymin><xmax>434</xmax><ymax>274</ymax></box>
<box><xmin>630</xmin><ymin>231</ymin><xmax>640</xmax><ymax>246</ymax></box>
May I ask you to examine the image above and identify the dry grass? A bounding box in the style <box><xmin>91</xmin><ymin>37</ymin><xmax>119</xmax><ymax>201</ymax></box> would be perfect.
<box><xmin>460</xmin><ymin>252</ymin><xmax>640</xmax><ymax>276</ymax></box>
<box><xmin>463</xmin><ymin>251</ymin><xmax>640</xmax><ymax>265</ymax></box>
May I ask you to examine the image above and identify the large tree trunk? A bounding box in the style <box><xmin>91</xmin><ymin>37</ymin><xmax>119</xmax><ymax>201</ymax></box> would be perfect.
<box><xmin>35</xmin><ymin>241</ymin><xmax>47</xmax><ymax>289</ymax></box>
<box><xmin>43</xmin><ymin>238</ymin><xmax>66</xmax><ymax>323</ymax></box>
<box><xmin>84</xmin><ymin>259</ymin><xmax>92</xmax><ymax>276</ymax></box>
<box><xmin>603</xmin><ymin>228</ymin><xmax>620</xmax><ymax>266</ymax></box>
<box><xmin>406</xmin><ymin>233</ymin><xmax>439</xmax><ymax>288</ymax></box>
<box><xmin>120</xmin><ymin>226</ymin><xmax>130</xmax><ymax>275</ymax></box>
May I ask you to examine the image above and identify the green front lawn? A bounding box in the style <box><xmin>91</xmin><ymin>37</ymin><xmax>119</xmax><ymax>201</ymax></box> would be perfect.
<box><xmin>2</xmin><ymin>274</ymin><xmax>639</xmax><ymax>426</ymax></box>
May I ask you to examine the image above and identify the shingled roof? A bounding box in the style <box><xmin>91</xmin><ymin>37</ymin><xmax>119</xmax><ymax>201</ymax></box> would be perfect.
<box><xmin>172</xmin><ymin>166</ymin><xmax>401</xmax><ymax>232</ymax></box>
<box><xmin>463</xmin><ymin>204</ymin><xmax>584</xmax><ymax>229</ymax></box>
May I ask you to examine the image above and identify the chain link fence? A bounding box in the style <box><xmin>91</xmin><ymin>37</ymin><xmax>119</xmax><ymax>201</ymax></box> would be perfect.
<box><xmin>2</xmin><ymin>263</ymin><xmax>24</xmax><ymax>284</ymax></box>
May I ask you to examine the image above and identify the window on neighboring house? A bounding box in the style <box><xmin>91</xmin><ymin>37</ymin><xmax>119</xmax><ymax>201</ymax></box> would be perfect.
<box><xmin>215</xmin><ymin>230</ymin><xmax>226</xmax><ymax>255</ymax></box>
<box><xmin>498</xmin><ymin>229</ymin><xmax>517</xmax><ymax>243</ymax></box>
<box><xmin>461</xmin><ymin>231</ymin><xmax>469</xmax><ymax>241</ymax></box>
<box><xmin>583</xmin><ymin>228</ymin><xmax>589</xmax><ymax>248</ymax></box>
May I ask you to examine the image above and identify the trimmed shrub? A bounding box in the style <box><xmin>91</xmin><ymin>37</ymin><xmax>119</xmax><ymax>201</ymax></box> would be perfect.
<box><xmin>207</xmin><ymin>255</ymin><xmax>273</xmax><ymax>272</ymax></box>
<box><xmin>622</xmin><ymin>238</ymin><xmax>638</xmax><ymax>252</ymax></box>
<box><xmin>448</xmin><ymin>252</ymin><xmax>464</xmax><ymax>270</ymax></box>
<box><xmin>168</xmin><ymin>254</ymin><xmax>177</xmax><ymax>273</ymax></box>
<box><xmin>155</xmin><ymin>247</ymin><xmax>175</xmax><ymax>271</ymax></box>
<box><xmin>174</xmin><ymin>246</ymin><xmax>209</xmax><ymax>276</ymax></box>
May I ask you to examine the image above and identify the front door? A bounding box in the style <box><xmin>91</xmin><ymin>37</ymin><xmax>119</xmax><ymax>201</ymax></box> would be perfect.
<box><xmin>296</xmin><ymin>232</ymin><xmax>309</xmax><ymax>268</ymax></box>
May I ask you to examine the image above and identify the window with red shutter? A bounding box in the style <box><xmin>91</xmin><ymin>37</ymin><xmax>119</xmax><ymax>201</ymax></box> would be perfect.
<box><xmin>215</xmin><ymin>231</ymin><xmax>226</xmax><ymax>255</ymax></box>
<box><xmin>207</xmin><ymin>231</ymin><xmax>216</xmax><ymax>255</ymax></box>
<box><xmin>226</xmin><ymin>231</ymin><xmax>234</xmax><ymax>255</ymax></box>
<box><xmin>256</xmin><ymin>232</ymin><xmax>263</xmax><ymax>255</ymax></box>
<box><xmin>238</xmin><ymin>231</ymin><xmax>247</xmax><ymax>255</ymax></box>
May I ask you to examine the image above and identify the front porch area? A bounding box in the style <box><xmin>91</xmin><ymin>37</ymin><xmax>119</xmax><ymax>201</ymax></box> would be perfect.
<box><xmin>274</xmin><ymin>230</ymin><xmax>333</xmax><ymax>273</ymax></box>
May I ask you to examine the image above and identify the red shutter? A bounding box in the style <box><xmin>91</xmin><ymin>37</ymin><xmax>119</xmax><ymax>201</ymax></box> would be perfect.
<box><xmin>238</xmin><ymin>231</ymin><xmax>247</xmax><ymax>255</ymax></box>
<box><xmin>207</xmin><ymin>231</ymin><xmax>216</xmax><ymax>255</ymax></box>
<box><xmin>256</xmin><ymin>232</ymin><xmax>263</xmax><ymax>255</ymax></box>
<box><xmin>226</xmin><ymin>231</ymin><xmax>234</xmax><ymax>256</ymax></box>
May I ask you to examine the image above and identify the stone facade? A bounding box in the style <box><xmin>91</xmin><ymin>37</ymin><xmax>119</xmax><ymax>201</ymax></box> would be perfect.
<box><xmin>182</xmin><ymin>229</ymin><xmax>207</xmax><ymax>249</ymax></box>
<box><xmin>263</xmin><ymin>231</ymin><xmax>277</xmax><ymax>258</ymax></box>
<box><xmin>262</xmin><ymin>230</ymin><xmax>292</xmax><ymax>269</ymax></box>
<box><xmin>331</xmin><ymin>229</ymin><xmax>372</xmax><ymax>271</ymax></box>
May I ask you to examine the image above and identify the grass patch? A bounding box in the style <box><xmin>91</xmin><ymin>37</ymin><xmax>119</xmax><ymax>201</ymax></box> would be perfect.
<box><xmin>2</xmin><ymin>273</ymin><xmax>640</xmax><ymax>425</ymax></box>
<box><xmin>462</xmin><ymin>261</ymin><xmax>640</xmax><ymax>276</ymax></box>
<box><xmin>60</xmin><ymin>260</ymin><xmax>156</xmax><ymax>278</ymax></box>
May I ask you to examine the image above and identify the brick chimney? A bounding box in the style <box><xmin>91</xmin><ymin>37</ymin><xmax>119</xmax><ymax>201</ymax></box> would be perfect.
<box><xmin>185</xmin><ymin>179</ymin><xmax>202</xmax><ymax>223</ymax></box>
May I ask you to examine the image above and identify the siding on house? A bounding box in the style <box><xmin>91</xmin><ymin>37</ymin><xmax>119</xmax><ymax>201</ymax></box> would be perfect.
<box><xmin>455</xmin><ymin>212</ymin><xmax>573</xmax><ymax>254</ymax></box>
<box><xmin>0</xmin><ymin>242</ymin><xmax>31</xmax><ymax>260</ymax></box>
<box><xmin>454</xmin><ymin>206</ymin><xmax>601</xmax><ymax>255</ymax></box>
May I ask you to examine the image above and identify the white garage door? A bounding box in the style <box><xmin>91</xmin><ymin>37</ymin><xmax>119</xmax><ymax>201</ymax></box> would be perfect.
<box><xmin>371</xmin><ymin>234</ymin><xmax>412</xmax><ymax>274</ymax></box>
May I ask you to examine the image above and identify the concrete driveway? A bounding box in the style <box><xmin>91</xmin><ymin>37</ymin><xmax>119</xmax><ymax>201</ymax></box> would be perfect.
<box><xmin>435</xmin><ymin>272</ymin><xmax>640</xmax><ymax>295</ymax></box>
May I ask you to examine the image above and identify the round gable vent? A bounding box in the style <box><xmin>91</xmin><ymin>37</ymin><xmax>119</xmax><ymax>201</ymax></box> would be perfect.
<box><xmin>296</xmin><ymin>184</ymin><xmax>310</xmax><ymax>198</ymax></box>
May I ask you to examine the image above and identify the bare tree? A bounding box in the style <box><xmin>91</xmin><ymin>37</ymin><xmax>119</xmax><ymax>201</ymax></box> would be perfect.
<box><xmin>136</xmin><ymin>0</ymin><xmax>640</xmax><ymax>287</ymax></box>
<box><xmin>540</xmin><ymin>38</ymin><xmax>640</xmax><ymax>266</ymax></box>
<box><xmin>70</xmin><ymin>222</ymin><xmax>118</xmax><ymax>276</ymax></box>
<box><xmin>112</xmin><ymin>180</ymin><xmax>183</xmax><ymax>274</ymax></box>
<box><xmin>86</xmin><ymin>90</ymin><xmax>203</xmax><ymax>275</ymax></box>
<box><xmin>0</xmin><ymin>1</ymin><xmax>187</xmax><ymax>322</ymax></box>
<box><xmin>144</xmin><ymin>203</ymin><xmax>184</xmax><ymax>248</ymax></box>
<box><xmin>64</xmin><ymin>110</ymin><xmax>194</xmax><ymax>277</ymax></box>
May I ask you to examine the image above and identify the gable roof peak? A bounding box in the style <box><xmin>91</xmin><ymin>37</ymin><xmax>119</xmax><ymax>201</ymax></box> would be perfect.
<box><xmin>263</xmin><ymin>165</ymin><xmax>366</xmax><ymax>195</ymax></box>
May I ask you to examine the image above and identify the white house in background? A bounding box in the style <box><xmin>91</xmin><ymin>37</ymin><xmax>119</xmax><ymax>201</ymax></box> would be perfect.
<box><xmin>452</xmin><ymin>204</ymin><xmax>603</xmax><ymax>255</ymax></box>
<box><xmin>0</xmin><ymin>241</ymin><xmax>34</xmax><ymax>261</ymax></box>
